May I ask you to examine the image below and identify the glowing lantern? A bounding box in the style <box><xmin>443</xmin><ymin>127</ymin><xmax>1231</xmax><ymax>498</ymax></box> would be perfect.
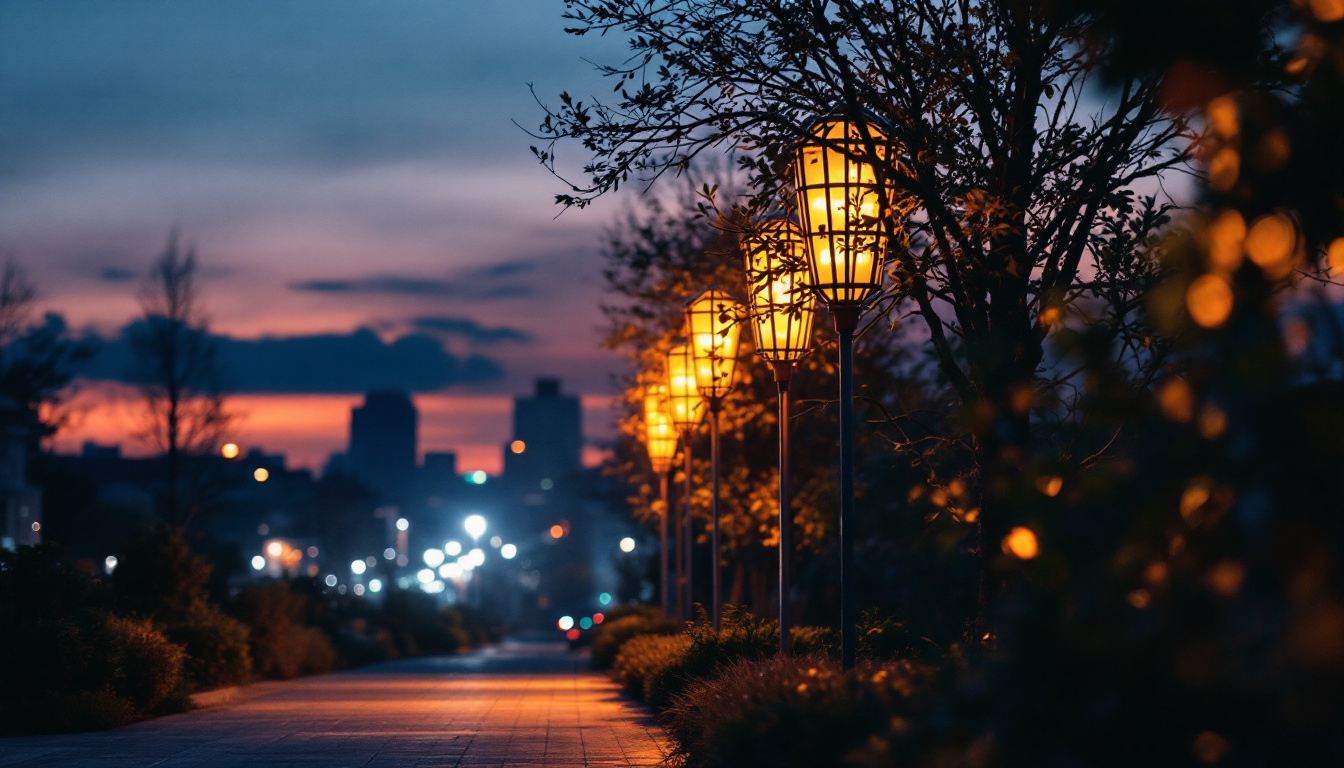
<box><xmin>642</xmin><ymin>387</ymin><xmax>679</xmax><ymax>475</ymax></box>
<box><xmin>664</xmin><ymin>342</ymin><xmax>707</xmax><ymax>431</ymax></box>
<box><xmin>743</xmin><ymin>216</ymin><xmax>815</xmax><ymax>373</ymax></box>
<box><xmin>684</xmin><ymin>288</ymin><xmax>744</xmax><ymax>399</ymax></box>
<box><xmin>791</xmin><ymin>112</ymin><xmax>896</xmax><ymax>309</ymax></box>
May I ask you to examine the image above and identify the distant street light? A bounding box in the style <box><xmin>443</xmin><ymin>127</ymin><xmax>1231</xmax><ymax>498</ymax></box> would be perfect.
<box><xmin>791</xmin><ymin>110</ymin><xmax>896</xmax><ymax>669</ymax></box>
<box><xmin>221</xmin><ymin>442</ymin><xmax>240</xmax><ymax>459</ymax></box>
<box><xmin>445</xmin><ymin>540</ymin><xmax>462</xmax><ymax>556</ymax></box>
<box><xmin>685</xmin><ymin>288</ymin><xmax>745</xmax><ymax>630</ymax></box>
<box><xmin>643</xmin><ymin>381</ymin><xmax>679</xmax><ymax>615</ymax></box>
<box><xmin>423</xmin><ymin>548</ymin><xmax>445</xmax><ymax>568</ymax></box>
<box><xmin>464</xmin><ymin>514</ymin><xmax>487</xmax><ymax>542</ymax></box>
<box><xmin>351</xmin><ymin>559</ymin><xmax>367</xmax><ymax>575</ymax></box>
<box><xmin>619</xmin><ymin>537</ymin><xmax>637</xmax><ymax>553</ymax></box>
<box><xmin>665</xmin><ymin>342</ymin><xmax>707</xmax><ymax>622</ymax></box>
<box><xmin>253</xmin><ymin>467</ymin><xmax>269</xmax><ymax>482</ymax></box>
<box><xmin>500</xmin><ymin>543</ymin><xmax>518</xmax><ymax>559</ymax></box>
<box><xmin>743</xmin><ymin>215</ymin><xmax>816</xmax><ymax>655</ymax></box>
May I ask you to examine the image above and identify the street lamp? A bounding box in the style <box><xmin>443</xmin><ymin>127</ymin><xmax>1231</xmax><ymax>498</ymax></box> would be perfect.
<box><xmin>684</xmin><ymin>288</ymin><xmax>744</xmax><ymax>630</ymax></box>
<box><xmin>666</xmin><ymin>342</ymin><xmax>707</xmax><ymax>623</ymax></box>
<box><xmin>792</xmin><ymin>110</ymin><xmax>896</xmax><ymax>669</ymax></box>
<box><xmin>743</xmin><ymin>215</ymin><xmax>815</xmax><ymax>654</ymax></box>
<box><xmin>464</xmin><ymin>514</ymin><xmax>487</xmax><ymax>542</ymax></box>
<box><xmin>643</xmin><ymin>382</ymin><xmax>679</xmax><ymax>616</ymax></box>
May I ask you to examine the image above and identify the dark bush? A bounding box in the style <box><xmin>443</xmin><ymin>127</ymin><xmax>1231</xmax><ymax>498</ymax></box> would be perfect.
<box><xmin>26</xmin><ymin>690</ymin><xmax>136</xmax><ymax>734</ymax></box>
<box><xmin>611</xmin><ymin>633</ymin><xmax>691</xmax><ymax>703</ymax></box>
<box><xmin>165</xmin><ymin>609</ymin><xmax>253</xmax><ymax>691</ymax></box>
<box><xmin>380</xmin><ymin>589</ymin><xmax>474</xmax><ymax>656</ymax></box>
<box><xmin>0</xmin><ymin>546</ymin><xmax>188</xmax><ymax>734</ymax></box>
<box><xmin>112</xmin><ymin>524</ymin><xmax>213</xmax><ymax>622</ymax></box>
<box><xmin>98</xmin><ymin>615</ymin><xmax>186</xmax><ymax>713</ymax></box>
<box><xmin>234</xmin><ymin>582</ymin><xmax>337</xmax><ymax>679</ymax></box>
<box><xmin>663</xmin><ymin>654</ymin><xmax>934</xmax><ymax>768</ymax></box>
<box><xmin>591</xmin><ymin>606</ymin><xmax>678</xmax><ymax>670</ymax></box>
<box><xmin>330</xmin><ymin>619</ymin><xmax>399</xmax><ymax>668</ymax></box>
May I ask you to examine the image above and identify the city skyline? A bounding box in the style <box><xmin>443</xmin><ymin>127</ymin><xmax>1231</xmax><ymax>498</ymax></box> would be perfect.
<box><xmin>1</xmin><ymin>1</ymin><xmax>631</xmax><ymax>472</ymax></box>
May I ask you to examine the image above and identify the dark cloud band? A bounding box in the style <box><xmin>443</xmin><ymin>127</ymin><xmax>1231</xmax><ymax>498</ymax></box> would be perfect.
<box><xmin>82</xmin><ymin>324</ymin><xmax>503</xmax><ymax>393</ymax></box>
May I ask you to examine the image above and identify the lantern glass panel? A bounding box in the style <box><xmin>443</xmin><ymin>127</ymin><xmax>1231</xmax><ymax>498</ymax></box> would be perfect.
<box><xmin>792</xmin><ymin>116</ymin><xmax>895</xmax><ymax>308</ymax></box>
<box><xmin>665</xmin><ymin>343</ymin><xmax>707</xmax><ymax>431</ymax></box>
<box><xmin>642</xmin><ymin>392</ymin><xmax>679</xmax><ymax>475</ymax></box>
<box><xmin>684</xmin><ymin>289</ymin><xmax>744</xmax><ymax>399</ymax></box>
<box><xmin>744</xmin><ymin>217</ymin><xmax>815</xmax><ymax>363</ymax></box>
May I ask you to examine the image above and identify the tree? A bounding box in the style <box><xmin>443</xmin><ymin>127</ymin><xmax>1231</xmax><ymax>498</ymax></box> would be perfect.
<box><xmin>534</xmin><ymin>0</ymin><xmax>1191</xmax><ymax>617</ymax></box>
<box><xmin>130</xmin><ymin>234</ymin><xmax>231</xmax><ymax>528</ymax></box>
<box><xmin>0</xmin><ymin>259</ymin><xmax>92</xmax><ymax>443</ymax></box>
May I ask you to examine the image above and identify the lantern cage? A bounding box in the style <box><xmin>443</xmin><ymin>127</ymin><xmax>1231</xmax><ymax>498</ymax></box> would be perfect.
<box><xmin>743</xmin><ymin>216</ymin><xmax>816</xmax><ymax>367</ymax></box>
<box><xmin>665</xmin><ymin>342</ymin><xmax>708</xmax><ymax>431</ymax></box>
<box><xmin>642</xmin><ymin>390</ymin><xmax>679</xmax><ymax>475</ymax></box>
<box><xmin>684</xmin><ymin>288</ymin><xmax>745</xmax><ymax>399</ymax></box>
<box><xmin>791</xmin><ymin>110</ymin><xmax>897</xmax><ymax>309</ymax></box>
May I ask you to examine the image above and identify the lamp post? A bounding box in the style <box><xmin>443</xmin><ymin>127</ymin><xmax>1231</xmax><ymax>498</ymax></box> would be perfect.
<box><xmin>791</xmin><ymin>111</ymin><xmax>896</xmax><ymax>669</ymax></box>
<box><xmin>643</xmin><ymin>384</ymin><xmax>679</xmax><ymax>615</ymax></box>
<box><xmin>743</xmin><ymin>216</ymin><xmax>816</xmax><ymax>655</ymax></box>
<box><xmin>684</xmin><ymin>288</ymin><xmax>744</xmax><ymax>631</ymax></box>
<box><xmin>666</xmin><ymin>342</ymin><xmax>707</xmax><ymax>622</ymax></box>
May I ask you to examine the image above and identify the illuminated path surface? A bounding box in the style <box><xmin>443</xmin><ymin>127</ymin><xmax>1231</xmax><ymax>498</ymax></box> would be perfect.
<box><xmin>0</xmin><ymin>637</ymin><xmax>668</xmax><ymax>767</ymax></box>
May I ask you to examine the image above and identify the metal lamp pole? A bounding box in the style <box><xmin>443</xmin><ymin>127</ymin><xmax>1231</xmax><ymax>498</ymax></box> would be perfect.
<box><xmin>685</xmin><ymin>289</ymin><xmax>744</xmax><ymax>632</ymax></box>
<box><xmin>791</xmin><ymin>111</ymin><xmax>895</xmax><ymax>670</ymax></box>
<box><xmin>666</xmin><ymin>342</ymin><xmax>707</xmax><ymax>624</ymax></box>
<box><xmin>742</xmin><ymin>215</ymin><xmax>816</xmax><ymax>655</ymax></box>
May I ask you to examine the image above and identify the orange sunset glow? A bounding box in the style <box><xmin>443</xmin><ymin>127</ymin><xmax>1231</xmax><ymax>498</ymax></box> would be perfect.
<box><xmin>52</xmin><ymin>383</ymin><xmax>617</xmax><ymax>475</ymax></box>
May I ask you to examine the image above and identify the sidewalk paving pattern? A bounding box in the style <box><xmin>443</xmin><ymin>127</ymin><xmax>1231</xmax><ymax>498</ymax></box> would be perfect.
<box><xmin>0</xmin><ymin>639</ymin><xmax>668</xmax><ymax>767</ymax></box>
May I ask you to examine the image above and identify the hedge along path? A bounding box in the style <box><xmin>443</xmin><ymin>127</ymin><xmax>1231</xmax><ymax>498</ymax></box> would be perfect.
<box><xmin>0</xmin><ymin>638</ymin><xmax>669</xmax><ymax>767</ymax></box>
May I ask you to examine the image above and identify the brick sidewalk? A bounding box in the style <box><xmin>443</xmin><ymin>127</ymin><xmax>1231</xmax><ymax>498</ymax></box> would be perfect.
<box><xmin>0</xmin><ymin>640</ymin><xmax>668</xmax><ymax>767</ymax></box>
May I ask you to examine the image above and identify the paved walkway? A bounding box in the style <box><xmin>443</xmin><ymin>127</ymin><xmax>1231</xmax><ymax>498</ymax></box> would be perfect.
<box><xmin>0</xmin><ymin>638</ymin><xmax>668</xmax><ymax>767</ymax></box>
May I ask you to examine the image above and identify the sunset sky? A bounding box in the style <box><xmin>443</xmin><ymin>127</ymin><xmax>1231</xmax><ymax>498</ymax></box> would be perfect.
<box><xmin>0</xmin><ymin>1</ymin><xmax>632</xmax><ymax>474</ymax></box>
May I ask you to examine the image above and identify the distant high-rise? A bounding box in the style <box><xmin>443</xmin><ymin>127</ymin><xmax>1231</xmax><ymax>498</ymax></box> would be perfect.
<box><xmin>504</xmin><ymin>378</ymin><xmax>582</xmax><ymax>483</ymax></box>
<box><xmin>348</xmin><ymin>390</ymin><xmax>417</xmax><ymax>502</ymax></box>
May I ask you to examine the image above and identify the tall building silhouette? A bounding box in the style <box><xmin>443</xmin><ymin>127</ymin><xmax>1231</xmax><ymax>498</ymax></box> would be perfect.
<box><xmin>504</xmin><ymin>378</ymin><xmax>582</xmax><ymax>484</ymax></box>
<box><xmin>348</xmin><ymin>390</ymin><xmax>417</xmax><ymax>502</ymax></box>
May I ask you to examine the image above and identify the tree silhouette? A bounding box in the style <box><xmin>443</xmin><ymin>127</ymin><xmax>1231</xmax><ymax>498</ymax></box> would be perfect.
<box><xmin>129</xmin><ymin>233</ymin><xmax>231</xmax><ymax>528</ymax></box>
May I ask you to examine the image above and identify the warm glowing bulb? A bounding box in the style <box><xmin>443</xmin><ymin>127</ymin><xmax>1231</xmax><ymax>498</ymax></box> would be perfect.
<box><xmin>266</xmin><ymin>541</ymin><xmax>283</xmax><ymax>558</ymax></box>
<box><xmin>254</xmin><ymin>467</ymin><xmax>269</xmax><ymax>482</ymax></box>
<box><xmin>510</xmin><ymin>440</ymin><xmax>526</xmax><ymax>454</ymax></box>
<box><xmin>550</xmin><ymin>524</ymin><xmax>564</xmax><ymax>539</ymax></box>
<box><xmin>619</xmin><ymin>537</ymin><xmax>636</xmax><ymax>553</ymax></box>
<box><xmin>1002</xmin><ymin>527</ymin><xmax>1040</xmax><ymax>560</ymax></box>
<box><xmin>221</xmin><ymin>443</ymin><xmax>239</xmax><ymax>459</ymax></box>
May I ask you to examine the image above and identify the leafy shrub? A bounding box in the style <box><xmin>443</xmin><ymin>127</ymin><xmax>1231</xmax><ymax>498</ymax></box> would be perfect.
<box><xmin>0</xmin><ymin>547</ymin><xmax>188</xmax><ymax>734</ymax></box>
<box><xmin>612</xmin><ymin>633</ymin><xmax>692</xmax><ymax>704</ymax></box>
<box><xmin>609</xmin><ymin>605</ymin><xmax>842</xmax><ymax>710</ymax></box>
<box><xmin>329</xmin><ymin>618</ymin><xmax>399</xmax><ymax>667</ymax></box>
<box><xmin>112</xmin><ymin>524</ymin><xmax>213</xmax><ymax>622</ymax></box>
<box><xmin>99</xmin><ymin>615</ymin><xmax>186</xmax><ymax>713</ymax></box>
<box><xmin>234</xmin><ymin>582</ymin><xmax>337</xmax><ymax>679</ymax></box>
<box><xmin>26</xmin><ymin>690</ymin><xmax>136</xmax><ymax>734</ymax></box>
<box><xmin>856</xmin><ymin>609</ymin><xmax>928</xmax><ymax>661</ymax></box>
<box><xmin>165</xmin><ymin>610</ymin><xmax>253</xmax><ymax>691</ymax></box>
<box><xmin>664</xmin><ymin>654</ymin><xmax>933</xmax><ymax>768</ymax></box>
<box><xmin>592</xmin><ymin>606</ymin><xmax>678</xmax><ymax>670</ymax></box>
<box><xmin>380</xmin><ymin>590</ymin><xmax>472</xmax><ymax>656</ymax></box>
